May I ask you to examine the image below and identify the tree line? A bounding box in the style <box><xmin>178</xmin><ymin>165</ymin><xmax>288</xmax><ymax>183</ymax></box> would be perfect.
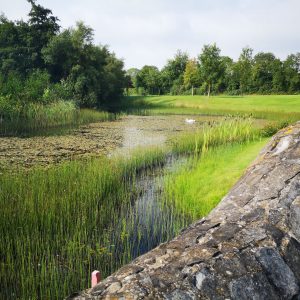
<box><xmin>0</xmin><ymin>0</ymin><xmax>126</xmax><ymax>112</ymax></box>
<box><xmin>126</xmin><ymin>45</ymin><xmax>300</xmax><ymax>96</ymax></box>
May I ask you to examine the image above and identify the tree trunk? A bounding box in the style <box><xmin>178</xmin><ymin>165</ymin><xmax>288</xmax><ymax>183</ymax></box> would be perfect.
<box><xmin>208</xmin><ymin>83</ymin><xmax>211</xmax><ymax>98</ymax></box>
<box><xmin>192</xmin><ymin>85</ymin><xmax>194</xmax><ymax>96</ymax></box>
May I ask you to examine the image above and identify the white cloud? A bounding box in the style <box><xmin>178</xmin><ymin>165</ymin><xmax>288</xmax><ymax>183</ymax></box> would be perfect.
<box><xmin>1</xmin><ymin>0</ymin><xmax>300</xmax><ymax>69</ymax></box>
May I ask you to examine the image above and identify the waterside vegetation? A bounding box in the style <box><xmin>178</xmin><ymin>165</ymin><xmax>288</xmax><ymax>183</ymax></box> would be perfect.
<box><xmin>0</xmin><ymin>1</ymin><xmax>126</xmax><ymax>134</ymax></box>
<box><xmin>0</xmin><ymin>118</ymin><xmax>273</xmax><ymax>299</ymax></box>
<box><xmin>122</xmin><ymin>94</ymin><xmax>300</xmax><ymax>122</ymax></box>
<box><xmin>164</xmin><ymin>139</ymin><xmax>269</xmax><ymax>220</ymax></box>
<box><xmin>1</xmin><ymin>2</ymin><xmax>300</xmax><ymax>299</ymax></box>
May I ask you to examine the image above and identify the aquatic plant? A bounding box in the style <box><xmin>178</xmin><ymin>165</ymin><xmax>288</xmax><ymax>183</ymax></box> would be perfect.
<box><xmin>0</xmin><ymin>100</ymin><xmax>116</xmax><ymax>136</ymax></box>
<box><xmin>171</xmin><ymin>117</ymin><xmax>259</xmax><ymax>154</ymax></box>
<box><xmin>0</xmin><ymin>117</ymin><xmax>279</xmax><ymax>299</ymax></box>
<box><xmin>0</xmin><ymin>147</ymin><xmax>167</xmax><ymax>299</ymax></box>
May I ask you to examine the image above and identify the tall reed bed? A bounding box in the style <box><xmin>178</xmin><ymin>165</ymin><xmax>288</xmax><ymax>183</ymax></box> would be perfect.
<box><xmin>171</xmin><ymin>118</ymin><xmax>259</xmax><ymax>155</ymax></box>
<box><xmin>0</xmin><ymin>101</ymin><xmax>116</xmax><ymax>136</ymax></box>
<box><xmin>0</xmin><ymin>118</ymin><xmax>279</xmax><ymax>299</ymax></box>
<box><xmin>0</xmin><ymin>147</ymin><xmax>166</xmax><ymax>299</ymax></box>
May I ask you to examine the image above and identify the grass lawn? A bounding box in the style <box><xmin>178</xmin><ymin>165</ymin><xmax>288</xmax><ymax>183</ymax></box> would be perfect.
<box><xmin>124</xmin><ymin>95</ymin><xmax>300</xmax><ymax>121</ymax></box>
<box><xmin>164</xmin><ymin>138</ymin><xmax>269</xmax><ymax>220</ymax></box>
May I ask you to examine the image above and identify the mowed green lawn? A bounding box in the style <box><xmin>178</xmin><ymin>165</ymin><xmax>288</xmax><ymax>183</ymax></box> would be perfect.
<box><xmin>126</xmin><ymin>95</ymin><xmax>300</xmax><ymax>119</ymax></box>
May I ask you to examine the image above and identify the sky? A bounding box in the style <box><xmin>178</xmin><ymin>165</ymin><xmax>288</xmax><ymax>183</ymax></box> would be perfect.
<box><xmin>1</xmin><ymin>0</ymin><xmax>300</xmax><ymax>69</ymax></box>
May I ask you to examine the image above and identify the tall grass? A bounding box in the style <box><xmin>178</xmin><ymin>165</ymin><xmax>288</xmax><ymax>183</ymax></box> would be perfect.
<box><xmin>0</xmin><ymin>147</ymin><xmax>166</xmax><ymax>299</ymax></box>
<box><xmin>0</xmin><ymin>101</ymin><xmax>116</xmax><ymax>136</ymax></box>
<box><xmin>0</xmin><ymin>118</ymin><xmax>278</xmax><ymax>299</ymax></box>
<box><xmin>162</xmin><ymin>118</ymin><xmax>268</xmax><ymax>222</ymax></box>
<box><xmin>171</xmin><ymin>118</ymin><xmax>259</xmax><ymax>154</ymax></box>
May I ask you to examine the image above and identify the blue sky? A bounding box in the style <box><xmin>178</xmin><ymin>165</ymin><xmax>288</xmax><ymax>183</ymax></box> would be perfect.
<box><xmin>1</xmin><ymin>0</ymin><xmax>300</xmax><ymax>69</ymax></box>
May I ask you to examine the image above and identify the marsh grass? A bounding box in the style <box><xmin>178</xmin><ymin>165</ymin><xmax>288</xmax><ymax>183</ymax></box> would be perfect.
<box><xmin>0</xmin><ymin>118</ymin><xmax>278</xmax><ymax>299</ymax></box>
<box><xmin>171</xmin><ymin>118</ymin><xmax>260</xmax><ymax>154</ymax></box>
<box><xmin>0</xmin><ymin>101</ymin><xmax>116</xmax><ymax>136</ymax></box>
<box><xmin>0</xmin><ymin>147</ymin><xmax>166</xmax><ymax>299</ymax></box>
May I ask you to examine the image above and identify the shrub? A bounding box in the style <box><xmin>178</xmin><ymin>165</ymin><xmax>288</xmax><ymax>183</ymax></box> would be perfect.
<box><xmin>23</xmin><ymin>70</ymin><xmax>50</xmax><ymax>103</ymax></box>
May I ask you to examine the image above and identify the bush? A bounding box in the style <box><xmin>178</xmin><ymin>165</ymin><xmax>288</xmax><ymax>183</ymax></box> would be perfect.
<box><xmin>261</xmin><ymin>121</ymin><xmax>289</xmax><ymax>137</ymax></box>
<box><xmin>42</xmin><ymin>80</ymin><xmax>73</xmax><ymax>103</ymax></box>
<box><xmin>0</xmin><ymin>72</ymin><xmax>24</xmax><ymax>97</ymax></box>
<box><xmin>0</xmin><ymin>96</ymin><xmax>22</xmax><ymax>120</ymax></box>
<box><xmin>23</xmin><ymin>70</ymin><xmax>50</xmax><ymax>103</ymax></box>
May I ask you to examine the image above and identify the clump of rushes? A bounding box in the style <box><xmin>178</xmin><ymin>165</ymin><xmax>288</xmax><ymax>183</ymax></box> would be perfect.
<box><xmin>171</xmin><ymin>118</ymin><xmax>260</xmax><ymax>155</ymax></box>
<box><xmin>0</xmin><ymin>118</ymin><xmax>281</xmax><ymax>299</ymax></box>
<box><xmin>0</xmin><ymin>147</ymin><xmax>166</xmax><ymax>300</ymax></box>
<box><xmin>0</xmin><ymin>100</ymin><xmax>117</xmax><ymax>136</ymax></box>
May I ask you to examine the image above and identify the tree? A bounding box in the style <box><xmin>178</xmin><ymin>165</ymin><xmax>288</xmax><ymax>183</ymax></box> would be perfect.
<box><xmin>284</xmin><ymin>54</ymin><xmax>300</xmax><ymax>93</ymax></box>
<box><xmin>218</xmin><ymin>56</ymin><xmax>233</xmax><ymax>94</ymax></box>
<box><xmin>136</xmin><ymin>66</ymin><xmax>161</xmax><ymax>95</ymax></box>
<box><xmin>102</xmin><ymin>51</ymin><xmax>126</xmax><ymax>109</ymax></box>
<box><xmin>27</xmin><ymin>0</ymin><xmax>60</xmax><ymax>69</ymax></box>
<box><xmin>0</xmin><ymin>15</ymin><xmax>32</xmax><ymax>76</ymax></box>
<box><xmin>198</xmin><ymin>44</ymin><xmax>223</xmax><ymax>97</ymax></box>
<box><xmin>0</xmin><ymin>1</ymin><xmax>59</xmax><ymax>76</ymax></box>
<box><xmin>252</xmin><ymin>52</ymin><xmax>277</xmax><ymax>94</ymax></box>
<box><xmin>272</xmin><ymin>59</ymin><xmax>286</xmax><ymax>93</ymax></box>
<box><xmin>126</xmin><ymin>68</ymin><xmax>140</xmax><ymax>90</ymax></box>
<box><xmin>161</xmin><ymin>50</ymin><xmax>188</xmax><ymax>94</ymax></box>
<box><xmin>43</xmin><ymin>22</ymin><xmax>125</xmax><ymax>108</ymax></box>
<box><xmin>235</xmin><ymin>47</ymin><xmax>253</xmax><ymax>94</ymax></box>
<box><xmin>42</xmin><ymin>29</ymin><xmax>76</xmax><ymax>81</ymax></box>
<box><xmin>183</xmin><ymin>59</ymin><xmax>200</xmax><ymax>95</ymax></box>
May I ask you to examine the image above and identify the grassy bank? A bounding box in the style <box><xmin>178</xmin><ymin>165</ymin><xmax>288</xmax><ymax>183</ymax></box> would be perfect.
<box><xmin>0</xmin><ymin>118</ymin><xmax>276</xmax><ymax>299</ymax></box>
<box><xmin>0</xmin><ymin>100</ymin><xmax>116</xmax><ymax>136</ymax></box>
<box><xmin>164</xmin><ymin>139</ymin><xmax>268</xmax><ymax>221</ymax></box>
<box><xmin>122</xmin><ymin>95</ymin><xmax>300</xmax><ymax>123</ymax></box>
<box><xmin>171</xmin><ymin>117</ymin><xmax>259</xmax><ymax>154</ymax></box>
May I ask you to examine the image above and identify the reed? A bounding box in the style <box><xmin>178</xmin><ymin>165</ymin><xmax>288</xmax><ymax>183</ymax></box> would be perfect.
<box><xmin>171</xmin><ymin>118</ymin><xmax>259</xmax><ymax>155</ymax></box>
<box><xmin>0</xmin><ymin>101</ymin><xmax>116</xmax><ymax>136</ymax></box>
<box><xmin>0</xmin><ymin>147</ymin><xmax>166</xmax><ymax>299</ymax></box>
<box><xmin>0</xmin><ymin>116</ymin><xmax>283</xmax><ymax>299</ymax></box>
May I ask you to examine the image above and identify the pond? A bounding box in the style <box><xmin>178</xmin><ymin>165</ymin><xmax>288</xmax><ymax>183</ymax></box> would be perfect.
<box><xmin>0</xmin><ymin>114</ymin><xmax>263</xmax><ymax>299</ymax></box>
<box><xmin>0</xmin><ymin>114</ymin><xmax>222</xmax><ymax>170</ymax></box>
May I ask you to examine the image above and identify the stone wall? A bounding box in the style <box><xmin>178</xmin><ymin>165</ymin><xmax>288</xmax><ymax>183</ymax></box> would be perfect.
<box><xmin>69</xmin><ymin>123</ymin><xmax>300</xmax><ymax>299</ymax></box>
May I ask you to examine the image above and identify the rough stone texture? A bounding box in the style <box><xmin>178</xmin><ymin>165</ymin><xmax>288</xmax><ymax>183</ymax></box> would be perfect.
<box><xmin>69</xmin><ymin>123</ymin><xmax>300</xmax><ymax>300</ymax></box>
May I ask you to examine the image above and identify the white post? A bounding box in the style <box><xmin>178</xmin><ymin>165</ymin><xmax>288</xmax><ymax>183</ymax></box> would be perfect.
<box><xmin>91</xmin><ymin>270</ymin><xmax>101</xmax><ymax>288</ymax></box>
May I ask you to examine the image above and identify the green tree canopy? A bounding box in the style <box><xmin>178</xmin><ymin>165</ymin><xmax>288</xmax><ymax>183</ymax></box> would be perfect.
<box><xmin>252</xmin><ymin>52</ymin><xmax>277</xmax><ymax>94</ymax></box>
<box><xmin>235</xmin><ymin>47</ymin><xmax>253</xmax><ymax>94</ymax></box>
<box><xmin>161</xmin><ymin>50</ymin><xmax>188</xmax><ymax>94</ymax></box>
<box><xmin>198</xmin><ymin>44</ymin><xmax>224</xmax><ymax>97</ymax></box>
<box><xmin>183</xmin><ymin>59</ymin><xmax>200</xmax><ymax>95</ymax></box>
<box><xmin>284</xmin><ymin>54</ymin><xmax>300</xmax><ymax>93</ymax></box>
<box><xmin>136</xmin><ymin>66</ymin><xmax>161</xmax><ymax>95</ymax></box>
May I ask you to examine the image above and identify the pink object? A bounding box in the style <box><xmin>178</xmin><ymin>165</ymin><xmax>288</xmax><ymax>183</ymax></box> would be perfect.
<box><xmin>91</xmin><ymin>270</ymin><xmax>101</xmax><ymax>287</ymax></box>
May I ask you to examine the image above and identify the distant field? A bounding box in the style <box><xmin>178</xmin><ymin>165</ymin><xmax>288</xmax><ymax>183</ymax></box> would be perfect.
<box><xmin>124</xmin><ymin>95</ymin><xmax>300</xmax><ymax>121</ymax></box>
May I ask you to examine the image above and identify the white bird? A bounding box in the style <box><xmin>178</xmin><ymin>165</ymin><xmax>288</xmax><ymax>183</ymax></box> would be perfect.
<box><xmin>185</xmin><ymin>118</ymin><xmax>196</xmax><ymax>124</ymax></box>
